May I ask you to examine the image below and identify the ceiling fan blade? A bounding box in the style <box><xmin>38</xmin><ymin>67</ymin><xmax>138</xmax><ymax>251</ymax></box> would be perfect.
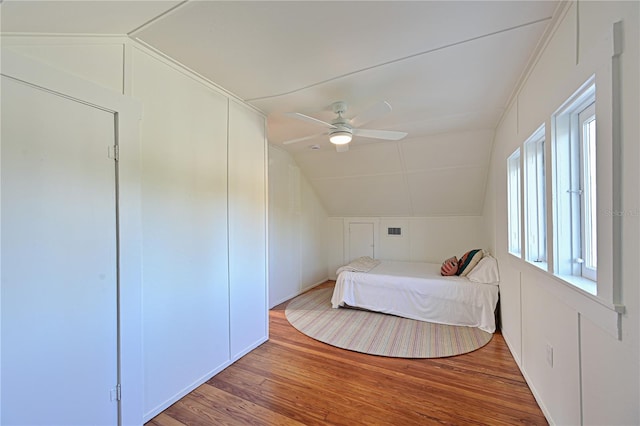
<box><xmin>353</xmin><ymin>128</ymin><xmax>408</xmax><ymax>141</ymax></box>
<box><xmin>335</xmin><ymin>144</ymin><xmax>349</xmax><ymax>153</ymax></box>
<box><xmin>350</xmin><ymin>101</ymin><xmax>392</xmax><ymax>128</ymax></box>
<box><xmin>282</xmin><ymin>132</ymin><xmax>327</xmax><ymax>145</ymax></box>
<box><xmin>284</xmin><ymin>112</ymin><xmax>336</xmax><ymax>129</ymax></box>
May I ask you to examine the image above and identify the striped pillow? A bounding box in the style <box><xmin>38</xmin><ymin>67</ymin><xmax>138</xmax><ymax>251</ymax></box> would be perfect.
<box><xmin>457</xmin><ymin>249</ymin><xmax>484</xmax><ymax>276</ymax></box>
<box><xmin>440</xmin><ymin>256</ymin><xmax>458</xmax><ymax>276</ymax></box>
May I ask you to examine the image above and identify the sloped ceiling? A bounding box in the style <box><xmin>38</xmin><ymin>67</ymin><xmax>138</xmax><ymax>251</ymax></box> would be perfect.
<box><xmin>2</xmin><ymin>1</ymin><xmax>560</xmax><ymax>217</ymax></box>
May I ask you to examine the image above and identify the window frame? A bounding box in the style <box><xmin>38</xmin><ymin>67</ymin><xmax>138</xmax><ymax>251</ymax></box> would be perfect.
<box><xmin>507</xmin><ymin>149</ymin><xmax>522</xmax><ymax>258</ymax></box>
<box><xmin>578</xmin><ymin>102</ymin><xmax>597</xmax><ymax>281</ymax></box>
<box><xmin>523</xmin><ymin>125</ymin><xmax>547</xmax><ymax>267</ymax></box>
<box><xmin>551</xmin><ymin>79</ymin><xmax>597</xmax><ymax>293</ymax></box>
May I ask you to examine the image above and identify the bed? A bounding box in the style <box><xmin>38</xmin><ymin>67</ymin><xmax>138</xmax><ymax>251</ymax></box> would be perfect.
<box><xmin>331</xmin><ymin>258</ymin><xmax>500</xmax><ymax>333</ymax></box>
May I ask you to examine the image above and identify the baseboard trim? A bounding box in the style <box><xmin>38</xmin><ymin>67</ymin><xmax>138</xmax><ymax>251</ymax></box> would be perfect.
<box><xmin>232</xmin><ymin>336</ymin><xmax>269</xmax><ymax>362</ymax></box>
<box><xmin>143</xmin><ymin>360</ymin><xmax>232</xmax><ymax>423</ymax></box>
<box><xmin>270</xmin><ymin>278</ymin><xmax>330</xmax><ymax>308</ymax></box>
<box><xmin>501</xmin><ymin>331</ymin><xmax>554</xmax><ymax>425</ymax></box>
<box><xmin>300</xmin><ymin>278</ymin><xmax>330</xmax><ymax>293</ymax></box>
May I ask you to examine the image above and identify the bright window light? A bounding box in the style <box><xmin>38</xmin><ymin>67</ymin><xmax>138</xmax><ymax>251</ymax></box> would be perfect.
<box><xmin>524</xmin><ymin>125</ymin><xmax>547</xmax><ymax>266</ymax></box>
<box><xmin>507</xmin><ymin>149</ymin><xmax>522</xmax><ymax>257</ymax></box>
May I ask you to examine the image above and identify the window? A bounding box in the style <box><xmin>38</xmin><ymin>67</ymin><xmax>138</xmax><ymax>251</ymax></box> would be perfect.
<box><xmin>579</xmin><ymin>103</ymin><xmax>597</xmax><ymax>280</ymax></box>
<box><xmin>552</xmin><ymin>79</ymin><xmax>596</xmax><ymax>292</ymax></box>
<box><xmin>523</xmin><ymin>125</ymin><xmax>546</xmax><ymax>266</ymax></box>
<box><xmin>507</xmin><ymin>149</ymin><xmax>521</xmax><ymax>257</ymax></box>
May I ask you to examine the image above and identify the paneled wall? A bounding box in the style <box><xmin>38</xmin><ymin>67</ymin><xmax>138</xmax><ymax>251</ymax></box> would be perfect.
<box><xmin>131</xmin><ymin>47</ymin><xmax>268</xmax><ymax>420</ymax></box>
<box><xmin>228</xmin><ymin>100</ymin><xmax>268</xmax><ymax>359</ymax></box>
<box><xmin>268</xmin><ymin>146</ymin><xmax>328</xmax><ymax>307</ymax></box>
<box><xmin>2</xmin><ymin>37</ymin><xmax>269</xmax><ymax>423</ymax></box>
<box><xmin>484</xmin><ymin>2</ymin><xmax>639</xmax><ymax>424</ymax></box>
<box><xmin>131</xmin><ymin>46</ymin><xmax>235</xmax><ymax>419</ymax></box>
<box><xmin>3</xmin><ymin>36</ymin><xmax>125</xmax><ymax>93</ymax></box>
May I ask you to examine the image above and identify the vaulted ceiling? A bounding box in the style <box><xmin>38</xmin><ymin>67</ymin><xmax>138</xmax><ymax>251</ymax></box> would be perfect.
<box><xmin>2</xmin><ymin>1</ymin><xmax>560</xmax><ymax>217</ymax></box>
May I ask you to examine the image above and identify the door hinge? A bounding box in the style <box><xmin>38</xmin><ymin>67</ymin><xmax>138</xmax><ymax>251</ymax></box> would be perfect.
<box><xmin>108</xmin><ymin>145</ymin><xmax>119</xmax><ymax>161</ymax></box>
<box><xmin>110</xmin><ymin>384</ymin><xmax>121</xmax><ymax>401</ymax></box>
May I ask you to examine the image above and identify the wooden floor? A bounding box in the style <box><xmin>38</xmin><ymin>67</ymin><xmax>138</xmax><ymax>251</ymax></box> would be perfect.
<box><xmin>147</xmin><ymin>282</ymin><xmax>548</xmax><ymax>425</ymax></box>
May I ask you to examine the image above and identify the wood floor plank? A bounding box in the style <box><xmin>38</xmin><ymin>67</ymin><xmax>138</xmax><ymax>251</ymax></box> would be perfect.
<box><xmin>191</xmin><ymin>383</ymin><xmax>306</xmax><ymax>426</ymax></box>
<box><xmin>225</xmin><ymin>354</ymin><xmax>430</xmax><ymax>426</ymax></box>
<box><xmin>145</xmin><ymin>413</ymin><xmax>187</xmax><ymax>426</ymax></box>
<box><xmin>209</xmin><ymin>368</ymin><xmax>332</xmax><ymax>425</ymax></box>
<box><xmin>242</xmin><ymin>344</ymin><xmax>540</xmax><ymax>426</ymax></box>
<box><xmin>146</xmin><ymin>282</ymin><xmax>548</xmax><ymax>425</ymax></box>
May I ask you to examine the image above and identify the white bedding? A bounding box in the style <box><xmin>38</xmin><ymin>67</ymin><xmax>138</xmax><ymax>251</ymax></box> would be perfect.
<box><xmin>331</xmin><ymin>260</ymin><xmax>499</xmax><ymax>333</ymax></box>
<box><xmin>335</xmin><ymin>256</ymin><xmax>380</xmax><ymax>275</ymax></box>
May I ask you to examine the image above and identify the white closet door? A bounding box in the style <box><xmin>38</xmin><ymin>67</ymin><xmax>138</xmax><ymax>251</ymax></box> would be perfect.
<box><xmin>349</xmin><ymin>222</ymin><xmax>375</xmax><ymax>261</ymax></box>
<box><xmin>1</xmin><ymin>77</ymin><xmax>118</xmax><ymax>425</ymax></box>
<box><xmin>228</xmin><ymin>100</ymin><xmax>267</xmax><ymax>360</ymax></box>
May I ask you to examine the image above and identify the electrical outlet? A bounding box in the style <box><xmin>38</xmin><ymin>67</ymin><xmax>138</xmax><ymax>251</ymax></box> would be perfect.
<box><xmin>546</xmin><ymin>343</ymin><xmax>554</xmax><ymax>367</ymax></box>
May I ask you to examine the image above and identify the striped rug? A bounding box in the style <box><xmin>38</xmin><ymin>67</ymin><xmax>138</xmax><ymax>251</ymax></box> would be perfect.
<box><xmin>285</xmin><ymin>288</ymin><xmax>492</xmax><ymax>358</ymax></box>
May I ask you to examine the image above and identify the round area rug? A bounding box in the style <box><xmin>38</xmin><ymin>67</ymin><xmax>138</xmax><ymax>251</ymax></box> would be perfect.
<box><xmin>285</xmin><ymin>288</ymin><xmax>492</xmax><ymax>358</ymax></box>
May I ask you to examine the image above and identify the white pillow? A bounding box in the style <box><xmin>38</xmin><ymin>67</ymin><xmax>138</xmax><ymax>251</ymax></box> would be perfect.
<box><xmin>467</xmin><ymin>256</ymin><xmax>500</xmax><ymax>284</ymax></box>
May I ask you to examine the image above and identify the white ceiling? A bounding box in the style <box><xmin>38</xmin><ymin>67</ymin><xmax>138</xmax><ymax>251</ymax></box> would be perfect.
<box><xmin>2</xmin><ymin>1</ymin><xmax>560</xmax><ymax>217</ymax></box>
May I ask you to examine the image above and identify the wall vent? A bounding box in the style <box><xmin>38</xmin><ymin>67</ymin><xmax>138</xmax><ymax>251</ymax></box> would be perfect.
<box><xmin>387</xmin><ymin>227</ymin><xmax>402</xmax><ymax>236</ymax></box>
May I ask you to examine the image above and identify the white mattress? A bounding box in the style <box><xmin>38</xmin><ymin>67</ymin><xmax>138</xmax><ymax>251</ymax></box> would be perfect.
<box><xmin>331</xmin><ymin>261</ymin><xmax>499</xmax><ymax>333</ymax></box>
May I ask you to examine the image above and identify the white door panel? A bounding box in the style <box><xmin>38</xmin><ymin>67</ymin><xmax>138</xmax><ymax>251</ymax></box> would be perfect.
<box><xmin>349</xmin><ymin>222</ymin><xmax>375</xmax><ymax>261</ymax></box>
<box><xmin>1</xmin><ymin>77</ymin><xmax>118</xmax><ymax>425</ymax></box>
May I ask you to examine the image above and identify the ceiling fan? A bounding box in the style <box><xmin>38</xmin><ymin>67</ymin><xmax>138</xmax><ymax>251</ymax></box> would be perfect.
<box><xmin>282</xmin><ymin>101</ymin><xmax>408</xmax><ymax>152</ymax></box>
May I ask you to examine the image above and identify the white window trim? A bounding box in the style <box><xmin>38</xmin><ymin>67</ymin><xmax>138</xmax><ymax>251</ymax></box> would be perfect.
<box><xmin>578</xmin><ymin>103</ymin><xmax>597</xmax><ymax>281</ymax></box>
<box><xmin>507</xmin><ymin>149</ymin><xmax>522</xmax><ymax>257</ymax></box>
<box><xmin>523</xmin><ymin>125</ymin><xmax>547</xmax><ymax>266</ymax></box>
<box><xmin>551</xmin><ymin>79</ymin><xmax>596</xmax><ymax>286</ymax></box>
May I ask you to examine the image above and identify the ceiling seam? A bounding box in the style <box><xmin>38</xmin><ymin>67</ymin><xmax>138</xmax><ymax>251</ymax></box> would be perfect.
<box><xmin>128</xmin><ymin>37</ymin><xmax>264</xmax><ymax>116</ymax></box>
<box><xmin>495</xmin><ymin>0</ymin><xmax>572</xmax><ymax>131</ymax></box>
<box><xmin>311</xmin><ymin>172</ymin><xmax>407</xmax><ymax>181</ymax></box>
<box><xmin>386</xmin><ymin>113</ymin><xmax>500</xmax><ymax>130</ymax></box>
<box><xmin>127</xmin><ymin>0</ymin><xmax>190</xmax><ymax>36</ymax></box>
<box><xmin>311</xmin><ymin>165</ymin><xmax>488</xmax><ymax>181</ymax></box>
<box><xmin>246</xmin><ymin>16</ymin><xmax>553</xmax><ymax>102</ymax></box>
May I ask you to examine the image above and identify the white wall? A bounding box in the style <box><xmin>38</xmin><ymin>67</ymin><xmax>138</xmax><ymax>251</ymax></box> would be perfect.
<box><xmin>130</xmin><ymin>46</ymin><xmax>235</xmax><ymax>419</ymax></box>
<box><xmin>328</xmin><ymin>216</ymin><xmax>488</xmax><ymax>279</ymax></box>
<box><xmin>485</xmin><ymin>2</ymin><xmax>639</xmax><ymax>424</ymax></box>
<box><xmin>228</xmin><ymin>99</ymin><xmax>268</xmax><ymax>360</ymax></box>
<box><xmin>3</xmin><ymin>36</ymin><xmax>125</xmax><ymax>94</ymax></box>
<box><xmin>268</xmin><ymin>146</ymin><xmax>328</xmax><ymax>307</ymax></box>
<box><xmin>2</xmin><ymin>36</ymin><xmax>269</xmax><ymax>423</ymax></box>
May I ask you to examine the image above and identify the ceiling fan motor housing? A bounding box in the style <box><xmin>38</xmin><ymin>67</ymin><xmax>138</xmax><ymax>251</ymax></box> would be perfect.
<box><xmin>331</xmin><ymin>123</ymin><xmax>352</xmax><ymax>134</ymax></box>
<box><xmin>329</xmin><ymin>124</ymin><xmax>353</xmax><ymax>145</ymax></box>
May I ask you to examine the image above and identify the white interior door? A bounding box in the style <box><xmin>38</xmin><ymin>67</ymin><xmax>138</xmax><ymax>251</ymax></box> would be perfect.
<box><xmin>1</xmin><ymin>76</ymin><xmax>119</xmax><ymax>425</ymax></box>
<box><xmin>349</xmin><ymin>222</ymin><xmax>375</xmax><ymax>261</ymax></box>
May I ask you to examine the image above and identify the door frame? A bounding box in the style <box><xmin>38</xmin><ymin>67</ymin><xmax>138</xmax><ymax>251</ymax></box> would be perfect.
<box><xmin>343</xmin><ymin>218</ymin><xmax>379</xmax><ymax>264</ymax></box>
<box><xmin>1</xmin><ymin>49</ymin><xmax>143</xmax><ymax>425</ymax></box>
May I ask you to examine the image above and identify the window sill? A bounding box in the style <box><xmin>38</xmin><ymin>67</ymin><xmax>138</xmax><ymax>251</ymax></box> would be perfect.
<box><xmin>555</xmin><ymin>274</ymin><xmax>597</xmax><ymax>296</ymax></box>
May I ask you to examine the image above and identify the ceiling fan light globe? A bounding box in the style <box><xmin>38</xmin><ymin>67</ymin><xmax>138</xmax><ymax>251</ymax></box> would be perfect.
<box><xmin>329</xmin><ymin>131</ymin><xmax>352</xmax><ymax>145</ymax></box>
